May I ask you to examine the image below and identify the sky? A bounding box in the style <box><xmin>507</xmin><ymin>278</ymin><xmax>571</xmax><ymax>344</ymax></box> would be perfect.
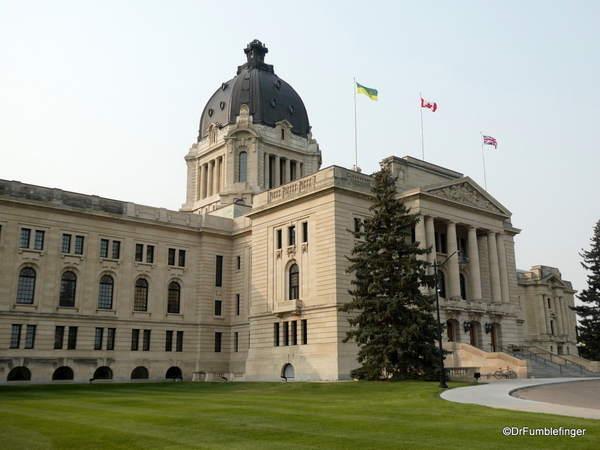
<box><xmin>1</xmin><ymin>1</ymin><xmax>599</xmax><ymax>299</ymax></box>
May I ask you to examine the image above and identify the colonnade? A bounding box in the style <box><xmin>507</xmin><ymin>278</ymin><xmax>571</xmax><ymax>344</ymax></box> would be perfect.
<box><xmin>417</xmin><ymin>215</ymin><xmax>511</xmax><ymax>304</ymax></box>
<box><xmin>538</xmin><ymin>293</ymin><xmax>573</xmax><ymax>339</ymax></box>
<box><xmin>197</xmin><ymin>156</ymin><xmax>225</xmax><ymax>201</ymax></box>
<box><xmin>263</xmin><ymin>153</ymin><xmax>303</xmax><ymax>189</ymax></box>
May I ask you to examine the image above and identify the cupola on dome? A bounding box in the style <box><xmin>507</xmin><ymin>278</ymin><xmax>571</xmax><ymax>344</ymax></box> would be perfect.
<box><xmin>198</xmin><ymin>40</ymin><xmax>311</xmax><ymax>141</ymax></box>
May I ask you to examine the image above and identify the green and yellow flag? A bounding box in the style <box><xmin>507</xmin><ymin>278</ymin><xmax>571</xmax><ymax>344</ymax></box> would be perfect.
<box><xmin>356</xmin><ymin>82</ymin><xmax>378</xmax><ymax>101</ymax></box>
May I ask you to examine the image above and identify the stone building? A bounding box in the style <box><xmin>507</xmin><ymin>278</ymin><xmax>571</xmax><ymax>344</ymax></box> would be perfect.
<box><xmin>0</xmin><ymin>40</ymin><xmax>578</xmax><ymax>383</ymax></box>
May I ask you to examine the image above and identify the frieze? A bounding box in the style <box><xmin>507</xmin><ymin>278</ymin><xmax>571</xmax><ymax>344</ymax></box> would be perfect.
<box><xmin>429</xmin><ymin>183</ymin><xmax>502</xmax><ymax>213</ymax></box>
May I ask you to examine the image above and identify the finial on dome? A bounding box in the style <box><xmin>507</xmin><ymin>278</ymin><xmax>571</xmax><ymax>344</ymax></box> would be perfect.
<box><xmin>237</xmin><ymin>40</ymin><xmax>273</xmax><ymax>74</ymax></box>
<box><xmin>244</xmin><ymin>40</ymin><xmax>268</xmax><ymax>66</ymax></box>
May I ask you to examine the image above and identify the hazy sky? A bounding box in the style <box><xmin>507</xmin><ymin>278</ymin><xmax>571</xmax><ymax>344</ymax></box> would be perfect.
<box><xmin>1</xmin><ymin>1</ymin><xmax>599</xmax><ymax>298</ymax></box>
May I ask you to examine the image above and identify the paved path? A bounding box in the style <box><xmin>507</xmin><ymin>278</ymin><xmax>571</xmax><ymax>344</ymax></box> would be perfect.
<box><xmin>440</xmin><ymin>378</ymin><xmax>600</xmax><ymax>420</ymax></box>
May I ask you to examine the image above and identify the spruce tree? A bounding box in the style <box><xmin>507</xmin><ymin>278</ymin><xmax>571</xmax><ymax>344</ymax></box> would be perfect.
<box><xmin>572</xmin><ymin>219</ymin><xmax>600</xmax><ymax>361</ymax></box>
<box><xmin>340</xmin><ymin>164</ymin><xmax>441</xmax><ymax>381</ymax></box>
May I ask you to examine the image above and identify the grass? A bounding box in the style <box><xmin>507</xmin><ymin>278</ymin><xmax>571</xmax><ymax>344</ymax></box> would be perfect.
<box><xmin>0</xmin><ymin>381</ymin><xmax>598</xmax><ymax>449</ymax></box>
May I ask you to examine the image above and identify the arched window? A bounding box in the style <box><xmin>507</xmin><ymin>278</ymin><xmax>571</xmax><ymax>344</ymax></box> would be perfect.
<box><xmin>16</xmin><ymin>267</ymin><xmax>36</xmax><ymax>304</ymax></box>
<box><xmin>134</xmin><ymin>278</ymin><xmax>149</xmax><ymax>311</ymax></box>
<box><xmin>437</xmin><ymin>271</ymin><xmax>446</xmax><ymax>299</ymax></box>
<box><xmin>167</xmin><ymin>281</ymin><xmax>181</xmax><ymax>314</ymax></box>
<box><xmin>59</xmin><ymin>271</ymin><xmax>77</xmax><ymax>307</ymax></box>
<box><xmin>289</xmin><ymin>264</ymin><xmax>299</xmax><ymax>300</ymax></box>
<box><xmin>98</xmin><ymin>275</ymin><xmax>114</xmax><ymax>309</ymax></box>
<box><xmin>239</xmin><ymin>151</ymin><xmax>247</xmax><ymax>183</ymax></box>
<box><xmin>459</xmin><ymin>274</ymin><xmax>467</xmax><ymax>300</ymax></box>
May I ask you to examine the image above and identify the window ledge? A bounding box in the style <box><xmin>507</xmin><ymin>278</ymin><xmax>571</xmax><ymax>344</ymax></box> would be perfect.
<box><xmin>96</xmin><ymin>309</ymin><xmax>117</xmax><ymax>316</ymax></box>
<box><xmin>13</xmin><ymin>303</ymin><xmax>37</xmax><ymax>311</ymax></box>
<box><xmin>274</xmin><ymin>299</ymin><xmax>302</xmax><ymax>317</ymax></box>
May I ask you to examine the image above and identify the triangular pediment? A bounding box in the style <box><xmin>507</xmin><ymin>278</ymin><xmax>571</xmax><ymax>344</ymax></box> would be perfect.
<box><xmin>423</xmin><ymin>177</ymin><xmax>510</xmax><ymax>216</ymax></box>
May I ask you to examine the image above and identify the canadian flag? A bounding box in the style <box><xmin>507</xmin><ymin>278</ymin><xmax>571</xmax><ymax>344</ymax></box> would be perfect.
<box><xmin>421</xmin><ymin>98</ymin><xmax>437</xmax><ymax>112</ymax></box>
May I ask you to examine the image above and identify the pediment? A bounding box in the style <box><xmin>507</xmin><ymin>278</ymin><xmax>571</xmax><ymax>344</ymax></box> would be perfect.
<box><xmin>424</xmin><ymin>177</ymin><xmax>510</xmax><ymax>216</ymax></box>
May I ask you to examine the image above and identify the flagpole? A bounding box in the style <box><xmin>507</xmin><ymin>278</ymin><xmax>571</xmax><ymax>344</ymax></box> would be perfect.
<box><xmin>481</xmin><ymin>132</ymin><xmax>488</xmax><ymax>191</ymax></box>
<box><xmin>420</xmin><ymin>93</ymin><xmax>424</xmax><ymax>160</ymax></box>
<box><xmin>353</xmin><ymin>77</ymin><xmax>358</xmax><ymax>170</ymax></box>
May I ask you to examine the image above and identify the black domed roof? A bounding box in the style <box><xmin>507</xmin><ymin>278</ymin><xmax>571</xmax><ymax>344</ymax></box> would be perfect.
<box><xmin>198</xmin><ymin>40</ymin><xmax>311</xmax><ymax>141</ymax></box>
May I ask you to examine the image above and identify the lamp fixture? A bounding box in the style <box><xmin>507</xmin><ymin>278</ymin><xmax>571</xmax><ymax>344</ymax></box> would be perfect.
<box><xmin>485</xmin><ymin>323</ymin><xmax>493</xmax><ymax>334</ymax></box>
<box><xmin>463</xmin><ymin>321</ymin><xmax>471</xmax><ymax>333</ymax></box>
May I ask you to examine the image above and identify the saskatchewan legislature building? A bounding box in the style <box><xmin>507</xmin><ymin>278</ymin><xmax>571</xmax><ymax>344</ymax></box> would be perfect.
<box><xmin>1</xmin><ymin>40</ymin><xmax>590</xmax><ymax>384</ymax></box>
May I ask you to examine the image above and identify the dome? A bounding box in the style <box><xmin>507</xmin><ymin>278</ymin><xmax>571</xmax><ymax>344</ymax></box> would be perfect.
<box><xmin>198</xmin><ymin>40</ymin><xmax>311</xmax><ymax>141</ymax></box>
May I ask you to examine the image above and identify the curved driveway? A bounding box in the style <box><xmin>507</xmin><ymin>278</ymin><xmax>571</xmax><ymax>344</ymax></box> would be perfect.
<box><xmin>440</xmin><ymin>378</ymin><xmax>600</xmax><ymax>420</ymax></box>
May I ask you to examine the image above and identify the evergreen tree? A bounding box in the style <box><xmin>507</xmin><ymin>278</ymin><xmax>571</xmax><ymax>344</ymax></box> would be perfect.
<box><xmin>340</xmin><ymin>164</ymin><xmax>441</xmax><ymax>381</ymax></box>
<box><xmin>572</xmin><ymin>219</ymin><xmax>600</xmax><ymax>361</ymax></box>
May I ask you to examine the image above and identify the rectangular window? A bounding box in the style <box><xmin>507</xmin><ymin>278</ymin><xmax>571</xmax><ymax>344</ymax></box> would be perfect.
<box><xmin>215</xmin><ymin>255</ymin><xmax>223</xmax><ymax>287</ymax></box>
<box><xmin>176</xmin><ymin>331</ymin><xmax>183</xmax><ymax>352</ymax></box>
<box><xmin>354</xmin><ymin>218</ymin><xmax>362</xmax><ymax>233</ymax></box>
<box><xmin>20</xmin><ymin>229</ymin><xmax>31</xmax><ymax>248</ymax></box>
<box><xmin>291</xmin><ymin>321</ymin><xmax>298</xmax><ymax>346</ymax></box>
<box><xmin>234</xmin><ymin>332</ymin><xmax>239</xmax><ymax>352</ymax></box>
<box><xmin>131</xmin><ymin>329</ymin><xmax>140</xmax><ymax>351</ymax></box>
<box><xmin>10</xmin><ymin>324</ymin><xmax>21</xmax><ymax>349</ymax></box>
<box><xmin>67</xmin><ymin>327</ymin><xmax>78</xmax><ymax>350</ymax></box>
<box><xmin>112</xmin><ymin>241</ymin><xmax>121</xmax><ymax>259</ymax></box>
<box><xmin>165</xmin><ymin>330</ymin><xmax>173</xmax><ymax>352</ymax></box>
<box><xmin>135</xmin><ymin>244</ymin><xmax>144</xmax><ymax>262</ymax></box>
<box><xmin>178</xmin><ymin>250</ymin><xmax>186</xmax><ymax>267</ymax></box>
<box><xmin>283</xmin><ymin>322</ymin><xmax>289</xmax><ymax>346</ymax></box>
<box><xmin>214</xmin><ymin>332</ymin><xmax>222</xmax><ymax>353</ymax></box>
<box><xmin>107</xmin><ymin>328</ymin><xmax>116</xmax><ymax>351</ymax></box>
<box><xmin>301</xmin><ymin>319</ymin><xmax>308</xmax><ymax>345</ymax></box>
<box><xmin>236</xmin><ymin>294</ymin><xmax>241</xmax><ymax>316</ymax></box>
<box><xmin>274</xmin><ymin>323</ymin><xmax>280</xmax><ymax>347</ymax></box>
<box><xmin>62</xmin><ymin>234</ymin><xmax>72</xmax><ymax>253</ymax></box>
<box><xmin>276</xmin><ymin>229</ymin><xmax>282</xmax><ymax>249</ymax></box>
<box><xmin>168</xmin><ymin>248</ymin><xmax>176</xmax><ymax>266</ymax></box>
<box><xmin>214</xmin><ymin>300</ymin><xmax>222</xmax><ymax>316</ymax></box>
<box><xmin>236</xmin><ymin>256</ymin><xmax>241</xmax><ymax>270</ymax></box>
<box><xmin>24</xmin><ymin>325</ymin><xmax>36</xmax><ymax>349</ymax></box>
<box><xmin>24</xmin><ymin>325</ymin><xmax>37</xmax><ymax>348</ymax></box>
<box><xmin>74</xmin><ymin>236</ymin><xmax>85</xmax><ymax>255</ymax></box>
<box><xmin>54</xmin><ymin>326</ymin><xmax>65</xmax><ymax>349</ymax></box>
<box><xmin>34</xmin><ymin>231</ymin><xmax>45</xmax><ymax>250</ymax></box>
<box><xmin>100</xmin><ymin>239</ymin><xmax>109</xmax><ymax>258</ymax></box>
<box><xmin>302</xmin><ymin>222</ymin><xmax>308</xmax><ymax>243</ymax></box>
<box><xmin>146</xmin><ymin>245</ymin><xmax>154</xmax><ymax>263</ymax></box>
<box><xmin>142</xmin><ymin>330</ymin><xmax>151</xmax><ymax>351</ymax></box>
<box><xmin>94</xmin><ymin>328</ymin><xmax>103</xmax><ymax>350</ymax></box>
<box><xmin>289</xmin><ymin>226</ymin><xmax>296</xmax><ymax>246</ymax></box>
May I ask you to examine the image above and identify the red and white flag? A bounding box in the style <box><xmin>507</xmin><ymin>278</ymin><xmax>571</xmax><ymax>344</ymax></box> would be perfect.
<box><xmin>421</xmin><ymin>98</ymin><xmax>437</xmax><ymax>112</ymax></box>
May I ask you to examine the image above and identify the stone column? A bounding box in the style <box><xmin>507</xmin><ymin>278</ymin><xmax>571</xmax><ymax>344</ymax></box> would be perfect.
<box><xmin>468</xmin><ymin>226</ymin><xmax>482</xmax><ymax>302</ymax></box>
<box><xmin>415</xmin><ymin>215</ymin><xmax>427</xmax><ymax>260</ymax></box>
<box><xmin>425</xmin><ymin>216</ymin><xmax>436</xmax><ymax>283</ymax></box>
<box><xmin>263</xmin><ymin>153</ymin><xmax>269</xmax><ymax>188</ymax></box>
<box><xmin>284</xmin><ymin>158</ymin><xmax>290</xmax><ymax>184</ymax></box>
<box><xmin>207</xmin><ymin>160</ymin><xmax>214</xmax><ymax>197</ymax></box>
<box><xmin>213</xmin><ymin>157</ymin><xmax>221</xmax><ymax>194</ymax></box>
<box><xmin>537</xmin><ymin>293</ymin><xmax>548</xmax><ymax>335</ymax></box>
<box><xmin>200</xmin><ymin>163</ymin><xmax>208</xmax><ymax>200</ymax></box>
<box><xmin>274</xmin><ymin>156</ymin><xmax>281</xmax><ymax>188</ymax></box>
<box><xmin>196</xmin><ymin>162</ymin><xmax>203</xmax><ymax>201</ymax></box>
<box><xmin>446</xmin><ymin>221</ymin><xmax>460</xmax><ymax>300</ymax></box>
<box><xmin>555</xmin><ymin>294</ymin><xmax>564</xmax><ymax>336</ymax></box>
<box><xmin>496</xmin><ymin>233</ymin><xmax>510</xmax><ymax>303</ymax></box>
<box><xmin>487</xmin><ymin>232</ymin><xmax>502</xmax><ymax>304</ymax></box>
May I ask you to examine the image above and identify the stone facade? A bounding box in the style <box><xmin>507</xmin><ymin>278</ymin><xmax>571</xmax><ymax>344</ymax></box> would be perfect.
<box><xmin>517</xmin><ymin>265</ymin><xmax>577</xmax><ymax>355</ymax></box>
<box><xmin>0</xmin><ymin>41</ymin><xmax>578</xmax><ymax>384</ymax></box>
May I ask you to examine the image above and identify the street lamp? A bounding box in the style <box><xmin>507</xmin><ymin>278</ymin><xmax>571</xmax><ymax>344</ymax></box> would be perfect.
<box><xmin>433</xmin><ymin>250</ymin><xmax>468</xmax><ymax>389</ymax></box>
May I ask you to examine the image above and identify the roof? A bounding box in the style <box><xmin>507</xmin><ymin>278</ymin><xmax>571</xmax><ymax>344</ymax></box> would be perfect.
<box><xmin>198</xmin><ymin>40</ymin><xmax>311</xmax><ymax>140</ymax></box>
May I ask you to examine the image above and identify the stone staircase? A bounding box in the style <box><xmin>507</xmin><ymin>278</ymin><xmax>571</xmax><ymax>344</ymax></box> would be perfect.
<box><xmin>499</xmin><ymin>346</ymin><xmax>600</xmax><ymax>379</ymax></box>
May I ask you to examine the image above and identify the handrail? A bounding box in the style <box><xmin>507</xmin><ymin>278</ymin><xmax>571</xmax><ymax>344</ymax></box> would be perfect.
<box><xmin>495</xmin><ymin>345</ymin><xmax>585</xmax><ymax>375</ymax></box>
<box><xmin>520</xmin><ymin>345</ymin><xmax>588</xmax><ymax>373</ymax></box>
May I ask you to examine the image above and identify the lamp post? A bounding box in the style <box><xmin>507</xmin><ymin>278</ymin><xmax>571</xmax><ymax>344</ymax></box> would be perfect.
<box><xmin>433</xmin><ymin>250</ymin><xmax>468</xmax><ymax>389</ymax></box>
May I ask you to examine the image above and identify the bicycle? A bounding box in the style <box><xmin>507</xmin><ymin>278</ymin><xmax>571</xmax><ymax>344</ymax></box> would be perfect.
<box><xmin>494</xmin><ymin>366</ymin><xmax>517</xmax><ymax>379</ymax></box>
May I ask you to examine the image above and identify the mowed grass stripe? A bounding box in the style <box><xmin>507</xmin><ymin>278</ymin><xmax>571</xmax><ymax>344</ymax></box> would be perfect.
<box><xmin>0</xmin><ymin>382</ymin><xmax>598</xmax><ymax>450</ymax></box>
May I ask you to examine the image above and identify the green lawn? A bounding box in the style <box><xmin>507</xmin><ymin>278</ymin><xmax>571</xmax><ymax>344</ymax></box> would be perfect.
<box><xmin>0</xmin><ymin>381</ymin><xmax>597</xmax><ymax>449</ymax></box>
